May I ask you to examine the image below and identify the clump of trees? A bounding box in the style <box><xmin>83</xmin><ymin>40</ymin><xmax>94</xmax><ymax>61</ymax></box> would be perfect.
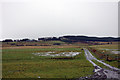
<box><xmin>2</xmin><ymin>38</ymin><xmax>37</xmax><ymax>42</ymax></box>
<box><xmin>38</xmin><ymin>37</ymin><xmax>60</xmax><ymax>41</ymax></box>
<box><xmin>2</xmin><ymin>39</ymin><xmax>13</xmax><ymax>42</ymax></box>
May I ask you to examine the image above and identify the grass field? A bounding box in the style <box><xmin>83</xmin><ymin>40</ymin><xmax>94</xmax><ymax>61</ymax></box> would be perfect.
<box><xmin>2</xmin><ymin>41</ymin><xmax>119</xmax><ymax>78</ymax></box>
<box><xmin>90</xmin><ymin>44</ymin><xmax>119</xmax><ymax>50</ymax></box>
<box><xmin>2</xmin><ymin>48</ymin><xmax>94</xmax><ymax>78</ymax></box>
<box><xmin>89</xmin><ymin>43</ymin><xmax>120</xmax><ymax>69</ymax></box>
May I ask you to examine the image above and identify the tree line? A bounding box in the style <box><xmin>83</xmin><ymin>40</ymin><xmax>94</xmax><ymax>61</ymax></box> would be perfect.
<box><xmin>2</xmin><ymin>36</ymin><xmax>120</xmax><ymax>42</ymax></box>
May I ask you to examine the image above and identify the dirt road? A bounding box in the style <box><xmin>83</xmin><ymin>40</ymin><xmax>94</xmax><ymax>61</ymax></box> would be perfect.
<box><xmin>80</xmin><ymin>48</ymin><xmax>120</xmax><ymax>80</ymax></box>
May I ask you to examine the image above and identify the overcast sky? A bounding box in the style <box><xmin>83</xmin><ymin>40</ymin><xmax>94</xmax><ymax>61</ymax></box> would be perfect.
<box><xmin>0</xmin><ymin>0</ymin><xmax>119</xmax><ymax>40</ymax></box>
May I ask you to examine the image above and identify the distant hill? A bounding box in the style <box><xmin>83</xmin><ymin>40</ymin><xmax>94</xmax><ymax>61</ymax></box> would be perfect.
<box><xmin>60</xmin><ymin>36</ymin><xmax>120</xmax><ymax>42</ymax></box>
<box><xmin>2</xmin><ymin>35</ymin><xmax>120</xmax><ymax>42</ymax></box>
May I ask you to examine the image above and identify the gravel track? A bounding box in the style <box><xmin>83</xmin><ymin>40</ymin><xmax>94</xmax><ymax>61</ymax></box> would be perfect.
<box><xmin>79</xmin><ymin>48</ymin><xmax>120</xmax><ymax>80</ymax></box>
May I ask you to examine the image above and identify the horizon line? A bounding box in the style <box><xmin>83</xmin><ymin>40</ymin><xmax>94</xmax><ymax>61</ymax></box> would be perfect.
<box><xmin>0</xmin><ymin>35</ymin><xmax>119</xmax><ymax>41</ymax></box>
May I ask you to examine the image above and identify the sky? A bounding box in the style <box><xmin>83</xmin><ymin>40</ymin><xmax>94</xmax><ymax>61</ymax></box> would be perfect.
<box><xmin>0</xmin><ymin>0</ymin><xmax>119</xmax><ymax>40</ymax></box>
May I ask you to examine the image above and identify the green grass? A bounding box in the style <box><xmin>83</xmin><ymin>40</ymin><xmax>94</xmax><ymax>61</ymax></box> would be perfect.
<box><xmin>92</xmin><ymin>59</ymin><xmax>120</xmax><ymax>70</ymax></box>
<box><xmin>104</xmin><ymin>60</ymin><xmax>120</xmax><ymax>69</ymax></box>
<box><xmin>91</xmin><ymin>60</ymin><xmax>110</xmax><ymax>69</ymax></box>
<box><xmin>36</xmin><ymin>40</ymin><xmax>65</xmax><ymax>43</ymax></box>
<box><xmin>20</xmin><ymin>40</ymin><xmax>65</xmax><ymax>44</ymax></box>
<box><xmin>90</xmin><ymin>44</ymin><xmax>119</xmax><ymax>50</ymax></box>
<box><xmin>2</xmin><ymin>48</ymin><xmax>94</xmax><ymax>78</ymax></box>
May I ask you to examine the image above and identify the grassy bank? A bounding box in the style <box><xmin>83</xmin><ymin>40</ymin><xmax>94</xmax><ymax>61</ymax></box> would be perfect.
<box><xmin>87</xmin><ymin>47</ymin><xmax>120</xmax><ymax>69</ymax></box>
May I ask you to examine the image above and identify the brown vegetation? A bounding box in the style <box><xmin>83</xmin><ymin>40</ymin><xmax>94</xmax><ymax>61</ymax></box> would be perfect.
<box><xmin>88</xmin><ymin>47</ymin><xmax>120</xmax><ymax>61</ymax></box>
<box><xmin>2</xmin><ymin>45</ymin><xmax>80</xmax><ymax>49</ymax></box>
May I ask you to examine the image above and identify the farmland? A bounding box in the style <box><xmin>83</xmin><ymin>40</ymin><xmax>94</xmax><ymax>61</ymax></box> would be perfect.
<box><xmin>2</xmin><ymin>40</ymin><xmax>120</xmax><ymax>79</ymax></box>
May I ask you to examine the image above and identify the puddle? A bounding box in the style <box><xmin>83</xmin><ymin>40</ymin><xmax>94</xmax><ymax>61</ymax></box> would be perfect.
<box><xmin>101</xmin><ymin>49</ymin><xmax>120</xmax><ymax>51</ymax></box>
<box><xmin>32</xmin><ymin>52</ymin><xmax>81</xmax><ymax>57</ymax></box>
<box><xmin>101</xmin><ymin>49</ymin><xmax>120</xmax><ymax>54</ymax></box>
<box><xmin>38</xmin><ymin>76</ymin><xmax>40</xmax><ymax>78</ymax></box>
<box><xmin>111</xmin><ymin>51</ymin><xmax>120</xmax><ymax>54</ymax></box>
